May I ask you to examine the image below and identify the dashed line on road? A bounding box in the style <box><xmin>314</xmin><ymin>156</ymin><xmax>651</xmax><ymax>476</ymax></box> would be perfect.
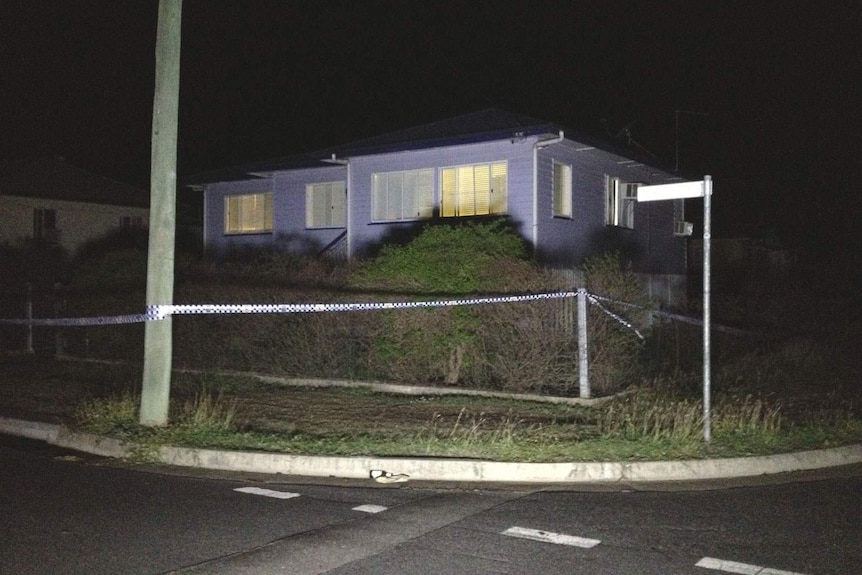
<box><xmin>696</xmin><ymin>556</ymin><xmax>810</xmax><ymax>575</ymax></box>
<box><xmin>233</xmin><ymin>487</ymin><xmax>301</xmax><ymax>500</ymax></box>
<box><xmin>352</xmin><ymin>504</ymin><xmax>388</xmax><ymax>513</ymax></box>
<box><xmin>501</xmin><ymin>526</ymin><xmax>601</xmax><ymax>548</ymax></box>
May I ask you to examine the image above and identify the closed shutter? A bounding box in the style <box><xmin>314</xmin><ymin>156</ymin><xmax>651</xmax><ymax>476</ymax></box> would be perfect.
<box><xmin>373</xmin><ymin>170</ymin><xmax>433</xmax><ymax>221</ymax></box>
<box><xmin>264</xmin><ymin>192</ymin><xmax>274</xmax><ymax>230</ymax></box>
<box><xmin>371</xmin><ymin>174</ymin><xmax>386</xmax><ymax>221</ymax></box>
<box><xmin>473</xmin><ymin>165</ymin><xmax>490</xmax><ymax>215</ymax></box>
<box><xmin>457</xmin><ymin>166</ymin><xmax>476</xmax><ymax>216</ymax></box>
<box><xmin>441</xmin><ymin>162</ymin><xmax>506</xmax><ymax>217</ymax></box>
<box><xmin>225</xmin><ymin>193</ymin><xmax>272</xmax><ymax>233</ymax></box>
<box><xmin>413</xmin><ymin>169</ymin><xmax>434</xmax><ymax>218</ymax></box>
<box><xmin>441</xmin><ymin>167</ymin><xmax>457</xmax><ymax>217</ymax></box>
<box><xmin>489</xmin><ymin>162</ymin><xmax>507</xmax><ymax>214</ymax></box>
<box><xmin>308</xmin><ymin>182</ymin><xmax>345</xmax><ymax>227</ymax></box>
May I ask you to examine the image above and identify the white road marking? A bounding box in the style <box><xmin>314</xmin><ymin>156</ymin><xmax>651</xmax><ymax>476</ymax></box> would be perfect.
<box><xmin>696</xmin><ymin>556</ymin><xmax>810</xmax><ymax>575</ymax></box>
<box><xmin>352</xmin><ymin>504</ymin><xmax>388</xmax><ymax>513</ymax></box>
<box><xmin>501</xmin><ymin>526</ymin><xmax>600</xmax><ymax>548</ymax></box>
<box><xmin>233</xmin><ymin>487</ymin><xmax>301</xmax><ymax>500</ymax></box>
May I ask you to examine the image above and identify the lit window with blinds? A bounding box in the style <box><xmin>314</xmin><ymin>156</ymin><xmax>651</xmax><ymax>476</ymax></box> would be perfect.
<box><xmin>371</xmin><ymin>169</ymin><xmax>433</xmax><ymax>222</ymax></box>
<box><xmin>306</xmin><ymin>181</ymin><xmax>346</xmax><ymax>228</ymax></box>
<box><xmin>553</xmin><ymin>162</ymin><xmax>572</xmax><ymax>218</ymax></box>
<box><xmin>224</xmin><ymin>192</ymin><xmax>273</xmax><ymax>234</ymax></box>
<box><xmin>440</xmin><ymin>162</ymin><xmax>507</xmax><ymax>217</ymax></box>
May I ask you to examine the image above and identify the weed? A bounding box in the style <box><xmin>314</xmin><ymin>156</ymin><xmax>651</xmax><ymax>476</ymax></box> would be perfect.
<box><xmin>713</xmin><ymin>394</ymin><xmax>782</xmax><ymax>435</ymax></box>
<box><xmin>73</xmin><ymin>393</ymin><xmax>140</xmax><ymax>435</ymax></box>
<box><xmin>174</xmin><ymin>392</ymin><xmax>237</xmax><ymax>433</ymax></box>
<box><xmin>596</xmin><ymin>386</ymin><xmax>785</xmax><ymax>449</ymax></box>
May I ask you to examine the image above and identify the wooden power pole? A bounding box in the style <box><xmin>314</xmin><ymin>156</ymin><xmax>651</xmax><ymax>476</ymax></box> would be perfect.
<box><xmin>140</xmin><ymin>0</ymin><xmax>182</xmax><ymax>426</ymax></box>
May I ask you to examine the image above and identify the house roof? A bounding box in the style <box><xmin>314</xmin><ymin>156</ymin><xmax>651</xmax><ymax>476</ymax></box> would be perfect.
<box><xmin>324</xmin><ymin>108</ymin><xmax>560</xmax><ymax>157</ymax></box>
<box><xmin>186</xmin><ymin>108</ymin><xmax>666</xmax><ymax>186</ymax></box>
<box><xmin>0</xmin><ymin>157</ymin><xmax>149</xmax><ymax>208</ymax></box>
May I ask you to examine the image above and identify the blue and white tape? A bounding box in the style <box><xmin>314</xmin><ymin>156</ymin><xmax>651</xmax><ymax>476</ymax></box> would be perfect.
<box><xmin>587</xmin><ymin>294</ymin><xmax>646</xmax><ymax>341</ymax></box>
<box><xmin>0</xmin><ymin>313</ymin><xmax>149</xmax><ymax>327</ymax></box>
<box><xmin>149</xmin><ymin>291</ymin><xmax>580</xmax><ymax>319</ymax></box>
<box><xmin>1</xmin><ymin>291</ymin><xmax>580</xmax><ymax>326</ymax></box>
<box><xmin>4</xmin><ymin>288</ymin><xmax>759</xmax><ymax>344</ymax></box>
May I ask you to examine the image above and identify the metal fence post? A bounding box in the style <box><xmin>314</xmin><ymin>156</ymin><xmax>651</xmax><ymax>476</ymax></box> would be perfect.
<box><xmin>26</xmin><ymin>283</ymin><xmax>34</xmax><ymax>354</ymax></box>
<box><xmin>703</xmin><ymin>175</ymin><xmax>713</xmax><ymax>442</ymax></box>
<box><xmin>54</xmin><ymin>282</ymin><xmax>64</xmax><ymax>357</ymax></box>
<box><xmin>577</xmin><ymin>288</ymin><xmax>590</xmax><ymax>399</ymax></box>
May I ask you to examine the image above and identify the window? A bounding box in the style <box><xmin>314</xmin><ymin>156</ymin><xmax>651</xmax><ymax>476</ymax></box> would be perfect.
<box><xmin>306</xmin><ymin>181</ymin><xmax>345</xmax><ymax>228</ymax></box>
<box><xmin>371</xmin><ymin>169</ymin><xmax>433</xmax><ymax>222</ymax></box>
<box><xmin>553</xmin><ymin>162</ymin><xmax>572</xmax><ymax>218</ymax></box>
<box><xmin>120</xmin><ymin>215</ymin><xmax>144</xmax><ymax>229</ymax></box>
<box><xmin>606</xmin><ymin>176</ymin><xmax>637</xmax><ymax>229</ymax></box>
<box><xmin>440</xmin><ymin>162</ymin><xmax>507</xmax><ymax>217</ymax></box>
<box><xmin>33</xmin><ymin>208</ymin><xmax>58</xmax><ymax>242</ymax></box>
<box><xmin>224</xmin><ymin>192</ymin><xmax>273</xmax><ymax>234</ymax></box>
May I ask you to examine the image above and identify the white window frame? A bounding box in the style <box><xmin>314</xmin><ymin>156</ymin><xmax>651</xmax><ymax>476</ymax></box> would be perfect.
<box><xmin>120</xmin><ymin>215</ymin><xmax>144</xmax><ymax>229</ymax></box>
<box><xmin>224</xmin><ymin>192</ymin><xmax>273</xmax><ymax>234</ymax></box>
<box><xmin>306</xmin><ymin>181</ymin><xmax>346</xmax><ymax>229</ymax></box>
<box><xmin>553</xmin><ymin>162</ymin><xmax>572</xmax><ymax>218</ymax></box>
<box><xmin>371</xmin><ymin>168</ymin><xmax>434</xmax><ymax>222</ymax></box>
<box><xmin>440</xmin><ymin>161</ymin><xmax>507</xmax><ymax>217</ymax></box>
<box><xmin>606</xmin><ymin>176</ymin><xmax>637</xmax><ymax>229</ymax></box>
<box><xmin>33</xmin><ymin>208</ymin><xmax>57</xmax><ymax>240</ymax></box>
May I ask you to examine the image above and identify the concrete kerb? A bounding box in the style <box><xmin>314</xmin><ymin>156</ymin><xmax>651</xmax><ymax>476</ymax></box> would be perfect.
<box><xmin>0</xmin><ymin>418</ymin><xmax>60</xmax><ymax>442</ymax></box>
<box><xmin>2</xmin><ymin>415</ymin><xmax>862</xmax><ymax>484</ymax></box>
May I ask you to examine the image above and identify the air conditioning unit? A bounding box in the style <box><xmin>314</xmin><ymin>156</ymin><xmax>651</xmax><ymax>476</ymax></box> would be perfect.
<box><xmin>674</xmin><ymin>221</ymin><xmax>694</xmax><ymax>237</ymax></box>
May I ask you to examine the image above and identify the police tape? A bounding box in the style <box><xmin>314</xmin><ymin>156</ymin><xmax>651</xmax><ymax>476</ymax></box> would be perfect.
<box><xmin>0</xmin><ymin>291</ymin><xmax>581</xmax><ymax>326</ymax></box>
<box><xmin>148</xmin><ymin>291</ymin><xmax>580</xmax><ymax>319</ymax></box>
<box><xmin>587</xmin><ymin>294</ymin><xmax>646</xmax><ymax>341</ymax></box>
<box><xmin>3</xmin><ymin>290</ymin><xmax>723</xmax><ymax>341</ymax></box>
<box><xmin>0</xmin><ymin>314</ymin><xmax>150</xmax><ymax>327</ymax></box>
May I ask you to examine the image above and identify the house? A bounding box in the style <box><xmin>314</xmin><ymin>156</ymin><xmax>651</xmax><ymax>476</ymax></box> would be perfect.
<box><xmin>689</xmin><ymin>237</ymin><xmax>795</xmax><ymax>286</ymax></box>
<box><xmin>0</xmin><ymin>157</ymin><xmax>150</xmax><ymax>255</ymax></box>
<box><xmin>191</xmin><ymin>109</ymin><xmax>691</xmax><ymax>301</ymax></box>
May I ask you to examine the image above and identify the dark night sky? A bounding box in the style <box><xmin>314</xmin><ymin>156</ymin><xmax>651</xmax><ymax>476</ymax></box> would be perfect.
<box><xmin>2</xmin><ymin>1</ymin><xmax>860</xmax><ymax>254</ymax></box>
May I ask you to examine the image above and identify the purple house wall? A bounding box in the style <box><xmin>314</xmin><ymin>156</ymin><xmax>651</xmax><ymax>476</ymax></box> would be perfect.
<box><xmin>534</xmin><ymin>141</ymin><xmax>686</xmax><ymax>274</ymax></box>
<box><xmin>194</xmin><ymin>109</ymin><xmax>688</xmax><ymax>281</ymax></box>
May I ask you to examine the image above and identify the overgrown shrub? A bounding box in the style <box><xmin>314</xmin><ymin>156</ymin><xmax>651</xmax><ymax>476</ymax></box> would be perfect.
<box><xmin>171</xmin><ymin>254</ymin><xmax>360</xmax><ymax>377</ymax></box>
<box><xmin>350</xmin><ymin>219</ymin><xmax>529</xmax><ymax>292</ymax></box>
<box><xmin>349</xmin><ymin>220</ymin><xmax>576</xmax><ymax>391</ymax></box>
<box><xmin>582</xmin><ymin>252</ymin><xmax>654</xmax><ymax>395</ymax></box>
<box><xmin>57</xmin><ymin>223</ymin><xmax>662</xmax><ymax>397</ymax></box>
<box><xmin>0</xmin><ymin>241</ymin><xmax>70</xmax><ymax>352</ymax></box>
<box><xmin>59</xmin><ymin>247</ymin><xmax>147</xmax><ymax>360</ymax></box>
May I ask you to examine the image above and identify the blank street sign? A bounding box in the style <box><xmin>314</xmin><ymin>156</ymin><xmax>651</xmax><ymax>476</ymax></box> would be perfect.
<box><xmin>637</xmin><ymin>180</ymin><xmax>705</xmax><ymax>201</ymax></box>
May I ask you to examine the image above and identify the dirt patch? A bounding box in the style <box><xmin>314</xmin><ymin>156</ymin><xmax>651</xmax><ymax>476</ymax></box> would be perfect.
<box><xmin>0</xmin><ymin>357</ymin><xmax>591</xmax><ymax>438</ymax></box>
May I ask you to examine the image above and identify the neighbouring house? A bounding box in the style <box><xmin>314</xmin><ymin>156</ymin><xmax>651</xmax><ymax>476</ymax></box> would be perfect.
<box><xmin>190</xmin><ymin>109</ymin><xmax>692</xmax><ymax>303</ymax></box>
<box><xmin>689</xmin><ymin>237</ymin><xmax>796</xmax><ymax>287</ymax></box>
<box><xmin>0</xmin><ymin>157</ymin><xmax>150</xmax><ymax>255</ymax></box>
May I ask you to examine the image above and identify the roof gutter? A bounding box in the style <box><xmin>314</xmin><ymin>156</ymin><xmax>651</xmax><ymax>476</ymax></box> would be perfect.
<box><xmin>532</xmin><ymin>130</ymin><xmax>565</xmax><ymax>252</ymax></box>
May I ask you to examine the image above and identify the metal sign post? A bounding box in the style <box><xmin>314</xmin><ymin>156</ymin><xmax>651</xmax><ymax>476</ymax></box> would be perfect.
<box><xmin>702</xmin><ymin>176</ymin><xmax>712</xmax><ymax>441</ymax></box>
<box><xmin>638</xmin><ymin>176</ymin><xmax>713</xmax><ymax>441</ymax></box>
